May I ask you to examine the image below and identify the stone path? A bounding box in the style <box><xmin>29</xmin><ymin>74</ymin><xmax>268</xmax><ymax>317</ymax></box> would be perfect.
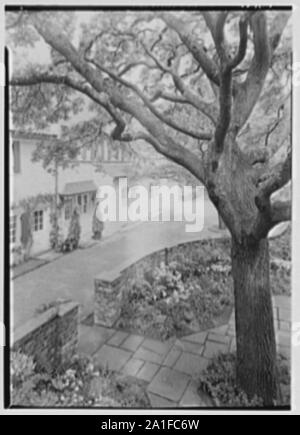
<box><xmin>78</xmin><ymin>295</ymin><xmax>291</xmax><ymax>408</ymax></box>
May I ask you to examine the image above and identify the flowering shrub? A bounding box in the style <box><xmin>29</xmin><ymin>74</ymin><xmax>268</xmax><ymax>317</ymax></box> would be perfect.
<box><xmin>61</xmin><ymin>207</ymin><xmax>81</xmax><ymax>252</ymax></box>
<box><xmin>210</xmin><ymin>263</ymin><xmax>231</xmax><ymax>275</ymax></box>
<box><xmin>11</xmin><ymin>245</ymin><xmax>25</xmax><ymax>267</ymax></box>
<box><xmin>199</xmin><ymin>352</ymin><xmax>290</xmax><ymax>407</ymax></box>
<box><xmin>119</xmin><ymin>232</ymin><xmax>290</xmax><ymax>340</ymax></box>
<box><xmin>10</xmin><ymin>352</ymin><xmax>149</xmax><ymax>408</ymax></box>
<box><xmin>120</xmin><ymin>247</ymin><xmax>234</xmax><ymax>340</ymax></box>
<box><xmin>49</xmin><ymin>212</ymin><xmax>63</xmax><ymax>252</ymax></box>
<box><xmin>11</xmin><ymin>351</ymin><xmax>36</xmax><ymax>387</ymax></box>
<box><xmin>151</xmin><ymin>262</ymin><xmax>189</xmax><ymax>304</ymax></box>
<box><xmin>271</xmin><ymin>258</ymin><xmax>291</xmax><ymax>273</ymax></box>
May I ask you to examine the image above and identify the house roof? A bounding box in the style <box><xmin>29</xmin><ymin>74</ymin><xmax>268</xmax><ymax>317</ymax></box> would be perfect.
<box><xmin>100</xmin><ymin>162</ymin><xmax>133</xmax><ymax>177</ymax></box>
<box><xmin>10</xmin><ymin>130</ymin><xmax>58</xmax><ymax>141</ymax></box>
<box><xmin>62</xmin><ymin>180</ymin><xmax>97</xmax><ymax>196</ymax></box>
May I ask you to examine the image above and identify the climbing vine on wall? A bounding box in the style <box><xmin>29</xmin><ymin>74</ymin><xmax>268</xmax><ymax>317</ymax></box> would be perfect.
<box><xmin>11</xmin><ymin>193</ymin><xmax>61</xmax><ymax>255</ymax></box>
<box><xmin>61</xmin><ymin>207</ymin><xmax>81</xmax><ymax>252</ymax></box>
<box><xmin>49</xmin><ymin>211</ymin><xmax>64</xmax><ymax>252</ymax></box>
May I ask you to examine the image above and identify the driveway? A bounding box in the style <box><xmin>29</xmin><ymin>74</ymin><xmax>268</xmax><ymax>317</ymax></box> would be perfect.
<box><xmin>11</xmin><ymin>198</ymin><xmax>219</xmax><ymax>328</ymax></box>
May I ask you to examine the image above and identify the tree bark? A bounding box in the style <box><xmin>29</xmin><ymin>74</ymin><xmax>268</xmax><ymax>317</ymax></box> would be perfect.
<box><xmin>218</xmin><ymin>213</ymin><xmax>227</xmax><ymax>230</ymax></box>
<box><xmin>231</xmin><ymin>237</ymin><xmax>278</xmax><ymax>405</ymax></box>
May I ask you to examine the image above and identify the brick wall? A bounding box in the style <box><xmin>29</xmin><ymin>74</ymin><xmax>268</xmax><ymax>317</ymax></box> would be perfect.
<box><xmin>12</xmin><ymin>301</ymin><xmax>79</xmax><ymax>371</ymax></box>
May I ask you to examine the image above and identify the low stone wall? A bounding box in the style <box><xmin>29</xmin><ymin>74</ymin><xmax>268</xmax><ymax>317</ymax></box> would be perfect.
<box><xmin>94</xmin><ymin>223</ymin><xmax>290</xmax><ymax>328</ymax></box>
<box><xmin>12</xmin><ymin>301</ymin><xmax>79</xmax><ymax>371</ymax></box>
<box><xmin>95</xmin><ymin>273</ymin><xmax>125</xmax><ymax>328</ymax></box>
<box><xmin>94</xmin><ymin>238</ymin><xmax>226</xmax><ymax>327</ymax></box>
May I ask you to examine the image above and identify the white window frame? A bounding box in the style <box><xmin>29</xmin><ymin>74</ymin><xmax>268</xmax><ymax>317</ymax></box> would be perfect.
<box><xmin>33</xmin><ymin>210</ymin><xmax>44</xmax><ymax>232</ymax></box>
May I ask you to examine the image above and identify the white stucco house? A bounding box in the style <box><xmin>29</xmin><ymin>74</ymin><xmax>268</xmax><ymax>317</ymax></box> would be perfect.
<box><xmin>9</xmin><ymin>130</ymin><xmax>133</xmax><ymax>262</ymax></box>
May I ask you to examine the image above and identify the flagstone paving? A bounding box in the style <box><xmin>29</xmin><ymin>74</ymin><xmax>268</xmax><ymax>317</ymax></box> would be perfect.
<box><xmin>78</xmin><ymin>295</ymin><xmax>291</xmax><ymax>408</ymax></box>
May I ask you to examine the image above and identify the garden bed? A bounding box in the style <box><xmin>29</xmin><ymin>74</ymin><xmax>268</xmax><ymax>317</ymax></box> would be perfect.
<box><xmin>117</xmin><ymin>238</ymin><xmax>234</xmax><ymax>340</ymax></box>
<box><xmin>198</xmin><ymin>352</ymin><xmax>290</xmax><ymax>407</ymax></box>
<box><xmin>117</xmin><ymin>227</ymin><xmax>291</xmax><ymax>341</ymax></box>
<box><xmin>11</xmin><ymin>351</ymin><xmax>150</xmax><ymax>408</ymax></box>
<box><xmin>270</xmin><ymin>225</ymin><xmax>291</xmax><ymax>296</ymax></box>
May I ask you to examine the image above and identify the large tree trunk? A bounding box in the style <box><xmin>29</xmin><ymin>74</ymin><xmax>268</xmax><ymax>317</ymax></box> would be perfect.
<box><xmin>231</xmin><ymin>237</ymin><xmax>278</xmax><ymax>406</ymax></box>
<box><xmin>218</xmin><ymin>213</ymin><xmax>227</xmax><ymax>230</ymax></box>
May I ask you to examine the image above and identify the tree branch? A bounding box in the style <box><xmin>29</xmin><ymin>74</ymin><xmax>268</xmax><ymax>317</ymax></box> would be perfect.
<box><xmin>10</xmin><ymin>71</ymin><xmax>129</xmax><ymax>141</ymax></box>
<box><xmin>12</xmin><ymin>13</ymin><xmax>210</xmax><ymax>183</ymax></box>
<box><xmin>258</xmin><ymin>147</ymin><xmax>291</xmax><ymax>199</ymax></box>
<box><xmin>201</xmin><ymin>13</ymin><xmax>250</xmax><ymax>152</ymax></box>
<box><xmin>269</xmin><ymin>11</ymin><xmax>291</xmax><ymax>53</ymax></box>
<box><xmin>232</xmin><ymin>11</ymin><xmax>290</xmax><ymax>133</ymax></box>
<box><xmin>10</xmin><ymin>72</ymin><xmax>109</xmax><ymax>109</ymax></box>
<box><xmin>229</xmin><ymin>14</ymin><xmax>249</xmax><ymax>69</ymax></box>
<box><xmin>118</xmin><ymin>61</ymin><xmax>157</xmax><ymax>77</ymax></box>
<box><xmin>150</xmin><ymin>90</ymin><xmax>189</xmax><ymax>105</ymax></box>
<box><xmin>141</xmin><ymin>42</ymin><xmax>218</xmax><ymax>124</ymax></box>
<box><xmin>214</xmin><ymin>64</ymin><xmax>232</xmax><ymax>152</ymax></box>
<box><xmin>202</xmin><ymin>11</ymin><xmax>229</xmax><ymax>63</ymax></box>
<box><xmin>113</xmin><ymin>129</ymin><xmax>206</xmax><ymax>182</ymax></box>
<box><xmin>159</xmin><ymin>12</ymin><xmax>220</xmax><ymax>86</ymax></box>
<box><xmin>85</xmin><ymin>55</ymin><xmax>212</xmax><ymax>140</ymax></box>
<box><xmin>204</xmin><ymin>13</ymin><xmax>245</xmax><ymax>152</ymax></box>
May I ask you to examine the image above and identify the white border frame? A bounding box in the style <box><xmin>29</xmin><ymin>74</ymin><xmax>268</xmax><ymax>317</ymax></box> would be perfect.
<box><xmin>0</xmin><ymin>0</ymin><xmax>299</xmax><ymax>415</ymax></box>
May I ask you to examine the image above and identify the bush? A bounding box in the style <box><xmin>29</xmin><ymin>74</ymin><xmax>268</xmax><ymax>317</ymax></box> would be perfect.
<box><xmin>10</xmin><ymin>352</ymin><xmax>149</xmax><ymax>408</ymax></box>
<box><xmin>151</xmin><ymin>262</ymin><xmax>189</xmax><ymax>304</ymax></box>
<box><xmin>198</xmin><ymin>352</ymin><xmax>290</xmax><ymax>407</ymax></box>
<box><xmin>119</xmin><ymin>233</ymin><xmax>290</xmax><ymax>340</ymax></box>
<box><xmin>119</xmin><ymin>251</ymin><xmax>234</xmax><ymax>340</ymax></box>
<box><xmin>61</xmin><ymin>207</ymin><xmax>81</xmax><ymax>252</ymax></box>
<box><xmin>11</xmin><ymin>351</ymin><xmax>36</xmax><ymax>387</ymax></box>
<box><xmin>269</xmin><ymin>225</ymin><xmax>291</xmax><ymax>261</ymax></box>
<box><xmin>49</xmin><ymin>213</ymin><xmax>64</xmax><ymax>252</ymax></box>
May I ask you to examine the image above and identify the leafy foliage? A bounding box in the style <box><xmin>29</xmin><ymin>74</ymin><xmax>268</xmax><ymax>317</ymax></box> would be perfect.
<box><xmin>270</xmin><ymin>226</ymin><xmax>291</xmax><ymax>296</ymax></box>
<box><xmin>11</xmin><ymin>83</ymin><xmax>83</xmax><ymax>131</ymax></box>
<box><xmin>62</xmin><ymin>207</ymin><xmax>81</xmax><ymax>252</ymax></box>
<box><xmin>118</xmin><ymin>231</ymin><xmax>291</xmax><ymax>340</ymax></box>
<box><xmin>49</xmin><ymin>213</ymin><xmax>63</xmax><ymax>252</ymax></box>
<box><xmin>269</xmin><ymin>225</ymin><xmax>291</xmax><ymax>261</ymax></box>
<box><xmin>118</xmin><ymin>240</ymin><xmax>234</xmax><ymax>340</ymax></box>
<box><xmin>11</xmin><ymin>351</ymin><xmax>36</xmax><ymax>387</ymax></box>
<box><xmin>11</xmin><ymin>352</ymin><xmax>150</xmax><ymax>408</ymax></box>
<box><xmin>31</xmin><ymin>136</ymin><xmax>81</xmax><ymax>171</ymax></box>
<box><xmin>198</xmin><ymin>352</ymin><xmax>290</xmax><ymax>407</ymax></box>
<box><xmin>7</xmin><ymin>9</ymin><xmax>292</xmax><ymax>405</ymax></box>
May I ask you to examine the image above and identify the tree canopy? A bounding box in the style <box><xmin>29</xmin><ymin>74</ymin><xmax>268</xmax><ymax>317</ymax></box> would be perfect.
<box><xmin>7</xmin><ymin>9</ymin><xmax>292</xmax><ymax>236</ymax></box>
<box><xmin>7</xmin><ymin>8</ymin><xmax>293</xmax><ymax>405</ymax></box>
